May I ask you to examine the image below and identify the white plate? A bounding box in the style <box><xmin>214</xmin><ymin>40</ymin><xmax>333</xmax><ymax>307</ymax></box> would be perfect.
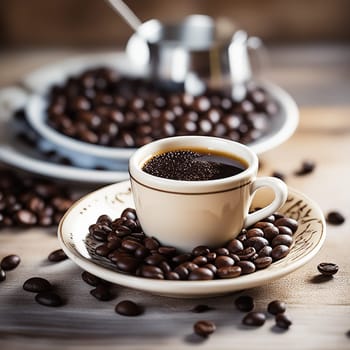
<box><xmin>58</xmin><ymin>181</ymin><xmax>326</xmax><ymax>298</ymax></box>
<box><xmin>24</xmin><ymin>51</ymin><xmax>299</xmax><ymax>163</ymax></box>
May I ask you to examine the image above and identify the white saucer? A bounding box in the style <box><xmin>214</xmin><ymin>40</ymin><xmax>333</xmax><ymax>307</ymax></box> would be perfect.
<box><xmin>58</xmin><ymin>181</ymin><xmax>326</xmax><ymax>298</ymax></box>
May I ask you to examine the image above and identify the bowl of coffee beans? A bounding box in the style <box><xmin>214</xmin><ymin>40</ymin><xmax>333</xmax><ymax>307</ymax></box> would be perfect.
<box><xmin>25</xmin><ymin>54</ymin><xmax>299</xmax><ymax>170</ymax></box>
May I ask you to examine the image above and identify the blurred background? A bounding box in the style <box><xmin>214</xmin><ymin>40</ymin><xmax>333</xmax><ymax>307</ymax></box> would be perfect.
<box><xmin>0</xmin><ymin>0</ymin><xmax>349</xmax><ymax>105</ymax></box>
<box><xmin>1</xmin><ymin>0</ymin><xmax>349</xmax><ymax>47</ymax></box>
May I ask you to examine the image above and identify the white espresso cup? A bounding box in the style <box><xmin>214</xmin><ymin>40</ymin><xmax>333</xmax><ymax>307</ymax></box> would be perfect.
<box><xmin>129</xmin><ymin>136</ymin><xmax>287</xmax><ymax>252</ymax></box>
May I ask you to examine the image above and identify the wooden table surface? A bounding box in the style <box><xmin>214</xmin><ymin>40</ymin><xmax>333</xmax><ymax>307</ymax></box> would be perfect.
<box><xmin>0</xmin><ymin>46</ymin><xmax>349</xmax><ymax>350</ymax></box>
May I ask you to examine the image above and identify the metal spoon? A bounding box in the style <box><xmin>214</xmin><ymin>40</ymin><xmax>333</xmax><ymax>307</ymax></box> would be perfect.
<box><xmin>105</xmin><ymin>0</ymin><xmax>142</xmax><ymax>32</ymax></box>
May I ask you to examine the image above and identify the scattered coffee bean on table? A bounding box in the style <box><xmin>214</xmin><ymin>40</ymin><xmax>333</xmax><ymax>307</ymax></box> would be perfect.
<box><xmin>115</xmin><ymin>300</ymin><xmax>144</xmax><ymax>316</ymax></box>
<box><xmin>193</xmin><ymin>320</ymin><xmax>216</xmax><ymax>337</ymax></box>
<box><xmin>90</xmin><ymin>284</ymin><xmax>115</xmax><ymax>301</ymax></box>
<box><xmin>35</xmin><ymin>291</ymin><xmax>64</xmax><ymax>307</ymax></box>
<box><xmin>326</xmin><ymin>211</ymin><xmax>345</xmax><ymax>225</ymax></box>
<box><xmin>45</xmin><ymin>67</ymin><xmax>279</xmax><ymax>149</ymax></box>
<box><xmin>267</xmin><ymin>300</ymin><xmax>286</xmax><ymax>315</ymax></box>
<box><xmin>191</xmin><ymin>305</ymin><xmax>213</xmax><ymax>313</ymax></box>
<box><xmin>0</xmin><ymin>169</ymin><xmax>74</xmax><ymax>230</ymax></box>
<box><xmin>317</xmin><ymin>262</ymin><xmax>339</xmax><ymax>276</ymax></box>
<box><xmin>242</xmin><ymin>312</ymin><xmax>266</xmax><ymax>327</ymax></box>
<box><xmin>0</xmin><ymin>269</ymin><xmax>6</xmax><ymax>282</ymax></box>
<box><xmin>1</xmin><ymin>254</ymin><xmax>21</xmax><ymax>271</ymax></box>
<box><xmin>235</xmin><ymin>295</ymin><xmax>255</xmax><ymax>312</ymax></box>
<box><xmin>48</xmin><ymin>249</ymin><xmax>68</xmax><ymax>262</ymax></box>
<box><xmin>86</xmin><ymin>209</ymin><xmax>298</xmax><ymax>280</ymax></box>
<box><xmin>275</xmin><ymin>313</ymin><xmax>292</xmax><ymax>329</ymax></box>
<box><xmin>81</xmin><ymin>271</ymin><xmax>107</xmax><ymax>287</ymax></box>
<box><xmin>23</xmin><ymin>277</ymin><xmax>52</xmax><ymax>293</ymax></box>
<box><xmin>294</xmin><ymin>160</ymin><xmax>316</xmax><ymax>176</ymax></box>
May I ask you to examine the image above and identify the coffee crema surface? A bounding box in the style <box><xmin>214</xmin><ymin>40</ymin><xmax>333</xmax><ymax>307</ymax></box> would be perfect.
<box><xmin>142</xmin><ymin>149</ymin><xmax>247</xmax><ymax>181</ymax></box>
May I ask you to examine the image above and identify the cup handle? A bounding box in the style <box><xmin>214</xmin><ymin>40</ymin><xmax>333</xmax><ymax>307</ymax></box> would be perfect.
<box><xmin>244</xmin><ymin>177</ymin><xmax>288</xmax><ymax>228</ymax></box>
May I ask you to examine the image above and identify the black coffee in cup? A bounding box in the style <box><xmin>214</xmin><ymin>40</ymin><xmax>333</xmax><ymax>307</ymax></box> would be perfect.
<box><xmin>142</xmin><ymin>149</ymin><xmax>247</xmax><ymax>181</ymax></box>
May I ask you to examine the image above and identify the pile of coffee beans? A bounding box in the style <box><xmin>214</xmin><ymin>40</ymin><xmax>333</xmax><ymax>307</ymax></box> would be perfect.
<box><xmin>87</xmin><ymin>208</ymin><xmax>298</xmax><ymax>281</ymax></box>
<box><xmin>0</xmin><ymin>169</ymin><xmax>74</xmax><ymax>229</ymax></box>
<box><xmin>46</xmin><ymin>67</ymin><xmax>279</xmax><ymax>148</ymax></box>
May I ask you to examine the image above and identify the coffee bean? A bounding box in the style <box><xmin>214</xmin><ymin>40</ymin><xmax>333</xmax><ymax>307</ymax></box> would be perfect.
<box><xmin>254</xmin><ymin>221</ymin><xmax>274</xmax><ymax>230</ymax></box>
<box><xmin>326</xmin><ymin>211</ymin><xmax>345</xmax><ymax>225</ymax></box>
<box><xmin>215</xmin><ymin>255</ymin><xmax>234</xmax><ymax>268</ymax></box>
<box><xmin>140</xmin><ymin>265</ymin><xmax>164</xmax><ymax>279</ymax></box>
<box><xmin>95</xmin><ymin>243</ymin><xmax>112</xmax><ymax>257</ymax></box>
<box><xmin>257</xmin><ymin>246</ymin><xmax>272</xmax><ymax>258</ymax></box>
<box><xmin>237</xmin><ymin>247</ymin><xmax>256</xmax><ymax>260</ymax></box>
<box><xmin>81</xmin><ymin>271</ymin><xmax>105</xmax><ymax>286</ymax></box>
<box><xmin>188</xmin><ymin>267</ymin><xmax>214</xmax><ymax>281</ymax></box>
<box><xmin>144</xmin><ymin>254</ymin><xmax>164</xmax><ymax>266</ymax></box>
<box><xmin>166</xmin><ymin>271</ymin><xmax>180</xmax><ymax>280</ymax></box>
<box><xmin>204</xmin><ymin>263</ymin><xmax>217</xmax><ymax>274</ymax></box>
<box><xmin>274</xmin><ymin>218</ymin><xmax>298</xmax><ymax>233</ymax></box>
<box><xmin>172</xmin><ymin>253</ymin><xmax>192</xmax><ymax>265</ymax></box>
<box><xmin>267</xmin><ymin>300</ymin><xmax>286</xmax><ymax>315</ymax></box>
<box><xmin>254</xmin><ymin>256</ymin><xmax>272</xmax><ymax>269</ymax></box>
<box><xmin>116</xmin><ymin>256</ymin><xmax>140</xmax><ymax>273</ymax></box>
<box><xmin>158</xmin><ymin>246</ymin><xmax>177</xmax><ymax>256</ymax></box>
<box><xmin>237</xmin><ymin>260</ymin><xmax>256</xmax><ymax>274</ymax></box>
<box><xmin>246</xmin><ymin>228</ymin><xmax>264</xmax><ymax>238</ymax></box>
<box><xmin>193</xmin><ymin>320</ymin><xmax>216</xmax><ymax>337</ymax></box>
<box><xmin>242</xmin><ymin>312</ymin><xmax>266</xmax><ymax>326</ymax></box>
<box><xmin>35</xmin><ymin>291</ymin><xmax>63</xmax><ymax>307</ymax></box>
<box><xmin>191</xmin><ymin>305</ymin><xmax>213</xmax><ymax>313</ymax></box>
<box><xmin>317</xmin><ymin>262</ymin><xmax>339</xmax><ymax>276</ymax></box>
<box><xmin>192</xmin><ymin>245</ymin><xmax>210</xmax><ymax>257</ymax></box>
<box><xmin>90</xmin><ymin>284</ymin><xmax>115</xmax><ymax>301</ymax></box>
<box><xmin>23</xmin><ymin>277</ymin><xmax>52</xmax><ymax>293</ymax></box>
<box><xmin>277</xmin><ymin>226</ymin><xmax>293</xmax><ymax>236</ymax></box>
<box><xmin>235</xmin><ymin>295</ymin><xmax>254</xmax><ymax>312</ymax></box>
<box><xmin>48</xmin><ymin>249</ymin><xmax>68</xmax><ymax>262</ymax></box>
<box><xmin>245</xmin><ymin>237</ymin><xmax>269</xmax><ymax>251</ymax></box>
<box><xmin>217</xmin><ymin>266</ymin><xmax>241</xmax><ymax>279</ymax></box>
<box><xmin>215</xmin><ymin>247</ymin><xmax>230</xmax><ymax>256</ymax></box>
<box><xmin>0</xmin><ymin>269</ymin><xmax>6</xmax><ymax>282</ymax></box>
<box><xmin>121</xmin><ymin>239</ymin><xmax>141</xmax><ymax>252</ymax></box>
<box><xmin>275</xmin><ymin>313</ymin><xmax>292</xmax><ymax>329</ymax></box>
<box><xmin>174</xmin><ymin>265</ymin><xmax>189</xmax><ymax>279</ymax></box>
<box><xmin>115</xmin><ymin>300</ymin><xmax>143</xmax><ymax>316</ymax></box>
<box><xmin>144</xmin><ymin>237</ymin><xmax>160</xmax><ymax>250</ymax></box>
<box><xmin>192</xmin><ymin>256</ymin><xmax>208</xmax><ymax>266</ymax></box>
<box><xmin>271</xmin><ymin>234</ymin><xmax>293</xmax><ymax>248</ymax></box>
<box><xmin>271</xmin><ymin>245</ymin><xmax>290</xmax><ymax>261</ymax></box>
<box><xmin>15</xmin><ymin>209</ymin><xmax>37</xmax><ymax>225</ymax></box>
<box><xmin>1</xmin><ymin>254</ymin><xmax>21</xmax><ymax>271</ymax></box>
<box><xmin>294</xmin><ymin>160</ymin><xmax>315</xmax><ymax>176</ymax></box>
<box><xmin>263</xmin><ymin>226</ymin><xmax>279</xmax><ymax>241</ymax></box>
<box><xmin>226</xmin><ymin>239</ymin><xmax>244</xmax><ymax>253</ymax></box>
